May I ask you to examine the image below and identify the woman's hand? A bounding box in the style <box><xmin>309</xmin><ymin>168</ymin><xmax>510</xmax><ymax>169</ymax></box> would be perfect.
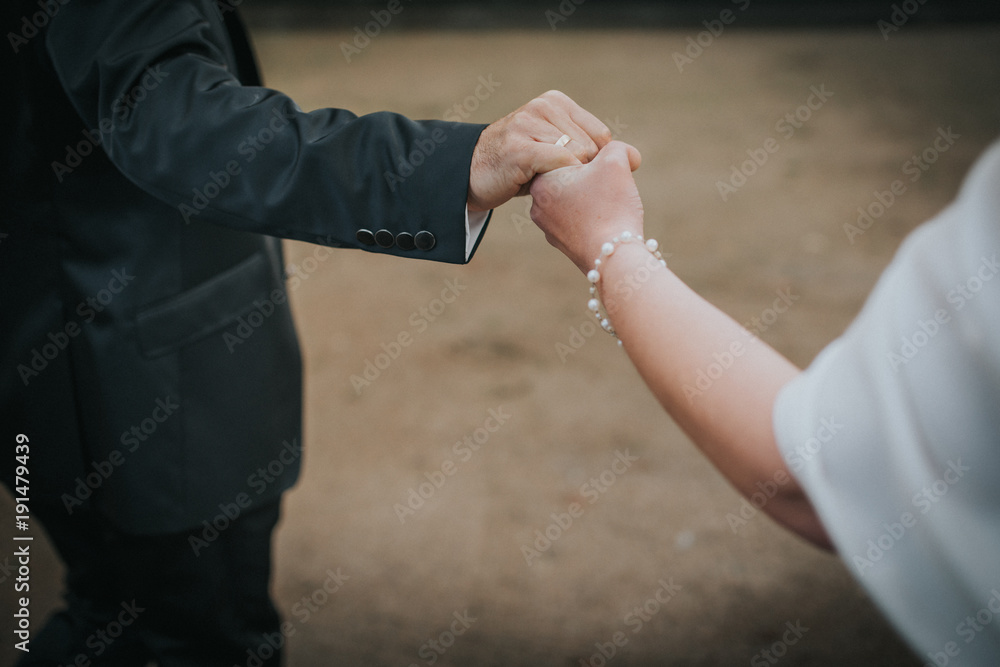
<box><xmin>530</xmin><ymin>141</ymin><xmax>826</xmax><ymax>548</ymax></box>
<box><xmin>529</xmin><ymin>140</ymin><xmax>643</xmax><ymax>274</ymax></box>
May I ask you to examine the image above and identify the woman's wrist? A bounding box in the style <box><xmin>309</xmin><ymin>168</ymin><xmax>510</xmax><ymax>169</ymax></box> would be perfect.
<box><xmin>575</xmin><ymin>220</ymin><xmax>644</xmax><ymax>273</ymax></box>
<box><xmin>582</xmin><ymin>229</ymin><xmax>666</xmax><ymax>341</ymax></box>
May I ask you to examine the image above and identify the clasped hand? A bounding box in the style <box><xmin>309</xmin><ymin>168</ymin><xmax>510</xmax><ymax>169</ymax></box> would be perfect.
<box><xmin>469</xmin><ymin>90</ymin><xmax>644</xmax><ymax>274</ymax></box>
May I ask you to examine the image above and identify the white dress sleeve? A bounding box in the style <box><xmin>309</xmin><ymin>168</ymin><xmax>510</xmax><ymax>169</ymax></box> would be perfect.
<box><xmin>773</xmin><ymin>139</ymin><xmax>1000</xmax><ymax>663</ymax></box>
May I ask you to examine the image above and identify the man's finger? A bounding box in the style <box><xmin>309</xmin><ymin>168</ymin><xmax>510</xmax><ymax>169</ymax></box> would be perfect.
<box><xmin>567</xmin><ymin>105</ymin><xmax>612</xmax><ymax>152</ymax></box>
<box><xmin>508</xmin><ymin>106</ymin><xmax>595</xmax><ymax>161</ymax></box>
<box><xmin>535</xmin><ymin>112</ymin><xmax>599</xmax><ymax>163</ymax></box>
<box><xmin>538</xmin><ymin>90</ymin><xmax>612</xmax><ymax>151</ymax></box>
<box><xmin>530</xmin><ymin>142</ymin><xmax>583</xmax><ymax>177</ymax></box>
<box><xmin>555</xmin><ymin>122</ymin><xmax>602</xmax><ymax>164</ymax></box>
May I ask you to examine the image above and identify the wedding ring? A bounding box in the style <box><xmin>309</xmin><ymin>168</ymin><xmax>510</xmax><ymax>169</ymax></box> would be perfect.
<box><xmin>554</xmin><ymin>134</ymin><xmax>572</xmax><ymax>148</ymax></box>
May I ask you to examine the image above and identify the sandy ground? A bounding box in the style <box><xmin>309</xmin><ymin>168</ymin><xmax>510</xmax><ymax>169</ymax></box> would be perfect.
<box><xmin>4</xmin><ymin>21</ymin><xmax>1000</xmax><ymax>667</ymax></box>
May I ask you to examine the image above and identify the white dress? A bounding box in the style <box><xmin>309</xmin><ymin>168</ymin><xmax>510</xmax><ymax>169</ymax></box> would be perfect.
<box><xmin>773</xmin><ymin>139</ymin><xmax>1000</xmax><ymax>663</ymax></box>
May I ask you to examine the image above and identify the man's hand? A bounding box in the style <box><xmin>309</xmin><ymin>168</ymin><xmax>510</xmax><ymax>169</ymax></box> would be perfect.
<box><xmin>529</xmin><ymin>141</ymin><xmax>643</xmax><ymax>274</ymax></box>
<box><xmin>467</xmin><ymin>91</ymin><xmax>613</xmax><ymax>213</ymax></box>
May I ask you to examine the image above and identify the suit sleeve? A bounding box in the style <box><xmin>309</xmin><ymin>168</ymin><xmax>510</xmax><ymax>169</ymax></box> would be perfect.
<box><xmin>44</xmin><ymin>0</ymin><xmax>489</xmax><ymax>264</ymax></box>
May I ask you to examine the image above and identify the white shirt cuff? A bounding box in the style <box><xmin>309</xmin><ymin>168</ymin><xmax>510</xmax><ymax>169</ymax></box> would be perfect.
<box><xmin>465</xmin><ymin>207</ymin><xmax>489</xmax><ymax>261</ymax></box>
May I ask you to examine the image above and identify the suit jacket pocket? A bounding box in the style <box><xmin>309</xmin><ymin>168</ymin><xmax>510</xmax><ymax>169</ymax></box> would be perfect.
<box><xmin>135</xmin><ymin>252</ymin><xmax>276</xmax><ymax>358</ymax></box>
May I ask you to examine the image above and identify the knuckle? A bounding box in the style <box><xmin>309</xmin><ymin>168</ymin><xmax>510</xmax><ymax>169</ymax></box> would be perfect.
<box><xmin>523</xmin><ymin>98</ymin><xmax>549</xmax><ymax>117</ymax></box>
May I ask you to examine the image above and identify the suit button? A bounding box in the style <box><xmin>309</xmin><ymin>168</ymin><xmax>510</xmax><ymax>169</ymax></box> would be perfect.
<box><xmin>414</xmin><ymin>230</ymin><xmax>436</xmax><ymax>251</ymax></box>
<box><xmin>395</xmin><ymin>232</ymin><xmax>416</xmax><ymax>251</ymax></box>
<box><xmin>356</xmin><ymin>229</ymin><xmax>376</xmax><ymax>246</ymax></box>
<box><xmin>375</xmin><ymin>229</ymin><xmax>395</xmax><ymax>248</ymax></box>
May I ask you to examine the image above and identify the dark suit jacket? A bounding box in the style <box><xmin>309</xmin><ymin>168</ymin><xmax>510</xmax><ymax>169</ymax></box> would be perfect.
<box><xmin>0</xmin><ymin>0</ymin><xmax>489</xmax><ymax>534</ymax></box>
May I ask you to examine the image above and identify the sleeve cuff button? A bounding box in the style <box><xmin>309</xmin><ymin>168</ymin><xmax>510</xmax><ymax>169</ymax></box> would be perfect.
<box><xmin>395</xmin><ymin>232</ymin><xmax>416</xmax><ymax>251</ymax></box>
<box><xmin>414</xmin><ymin>230</ymin><xmax>436</xmax><ymax>251</ymax></box>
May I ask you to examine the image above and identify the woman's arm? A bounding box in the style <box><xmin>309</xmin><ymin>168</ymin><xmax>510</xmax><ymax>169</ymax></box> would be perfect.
<box><xmin>530</xmin><ymin>142</ymin><xmax>831</xmax><ymax>548</ymax></box>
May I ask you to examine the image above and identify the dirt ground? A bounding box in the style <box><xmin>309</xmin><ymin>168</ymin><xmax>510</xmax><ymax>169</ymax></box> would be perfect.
<box><xmin>4</xmin><ymin>20</ymin><xmax>1000</xmax><ymax>667</ymax></box>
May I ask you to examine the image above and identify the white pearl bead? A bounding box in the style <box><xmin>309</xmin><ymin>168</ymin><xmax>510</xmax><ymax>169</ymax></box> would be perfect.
<box><xmin>587</xmin><ymin>269</ymin><xmax>600</xmax><ymax>283</ymax></box>
<box><xmin>645</xmin><ymin>238</ymin><xmax>658</xmax><ymax>252</ymax></box>
<box><xmin>621</xmin><ymin>231</ymin><xmax>632</xmax><ymax>241</ymax></box>
<box><xmin>601</xmin><ymin>242</ymin><xmax>615</xmax><ymax>256</ymax></box>
<box><xmin>588</xmin><ymin>299</ymin><xmax>599</xmax><ymax>312</ymax></box>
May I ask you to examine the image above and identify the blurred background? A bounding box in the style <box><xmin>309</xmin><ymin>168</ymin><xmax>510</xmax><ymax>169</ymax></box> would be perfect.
<box><xmin>3</xmin><ymin>1</ymin><xmax>1000</xmax><ymax>665</ymax></box>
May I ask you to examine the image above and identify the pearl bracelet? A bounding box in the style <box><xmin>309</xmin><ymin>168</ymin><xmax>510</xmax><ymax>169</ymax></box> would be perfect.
<box><xmin>586</xmin><ymin>231</ymin><xmax>667</xmax><ymax>344</ymax></box>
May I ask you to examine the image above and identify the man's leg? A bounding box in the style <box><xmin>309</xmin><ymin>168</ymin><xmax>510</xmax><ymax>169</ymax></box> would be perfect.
<box><xmin>117</xmin><ymin>499</ymin><xmax>284</xmax><ymax>667</ymax></box>
<box><xmin>15</xmin><ymin>502</ymin><xmax>151</xmax><ymax>666</ymax></box>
